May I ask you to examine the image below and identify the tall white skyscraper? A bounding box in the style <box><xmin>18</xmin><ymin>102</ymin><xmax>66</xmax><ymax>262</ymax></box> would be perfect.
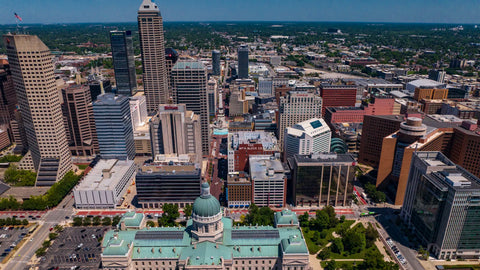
<box><xmin>138</xmin><ymin>0</ymin><xmax>169</xmax><ymax>113</ymax></box>
<box><xmin>3</xmin><ymin>34</ymin><xmax>72</xmax><ymax>185</ymax></box>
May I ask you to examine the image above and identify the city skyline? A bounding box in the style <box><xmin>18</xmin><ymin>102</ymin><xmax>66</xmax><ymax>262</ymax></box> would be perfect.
<box><xmin>1</xmin><ymin>0</ymin><xmax>480</xmax><ymax>25</ymax></box>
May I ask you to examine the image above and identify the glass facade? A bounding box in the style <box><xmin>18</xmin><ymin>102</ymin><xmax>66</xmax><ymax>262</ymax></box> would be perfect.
<box><xmin>110</xmin><ymin>31</ymin><xmax>137</xmax><ymax>96</ymax></box>
<box><xmin>458</xmin><ymin>197</ymin><xmax>480</xmax><ymax>250</ymax></box>
<box><xmin>294</xmin><ymin>162</ymin><xmax>354</xmax><ymax>207</ymax></box>
<box><xmin>410</xmin><ymin>175</ymin><xmax>447</xmax><ymax>243</ymax></box>
<box><xmin>136</xmin><ymin>168</ymin><xmax>201</xmax><ymax>208</ymax></box>
<box><xmin>93</xmin><ymin>94</ymin><xmax>135</xmax><ymax>160</ymax></box>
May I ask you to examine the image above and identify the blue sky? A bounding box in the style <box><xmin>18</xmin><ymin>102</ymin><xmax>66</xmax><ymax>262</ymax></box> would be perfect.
<box><xmin>1</xmin><ymin>0</ymin><xmax>479</xmax><ymax>24</ymax></box>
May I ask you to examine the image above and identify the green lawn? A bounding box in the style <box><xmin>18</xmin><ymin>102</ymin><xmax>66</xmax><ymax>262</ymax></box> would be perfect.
<box><xmin>77</xmin><ymin>164</ymin><xmax>89</xmax><ymax>170</ymax></box>
<box><xmin>443</xmin><ymin>265</ymin><xmax>480</xmax><ymax>270</ymax></box>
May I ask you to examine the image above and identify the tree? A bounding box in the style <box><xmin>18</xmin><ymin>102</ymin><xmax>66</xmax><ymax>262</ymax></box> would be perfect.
<box><xmin>358</xmin><ymin>248</ymin><xmax>399</xmax><ymax>270</ymax></box>
<box><xmin>244</xmin><ymin>204</ymin><xmax>275</xmax><ymax>226</ymax></box>
<box><xmin>318</xmin><ymin>248</ymin><xmax>331</xmax><ymax>260</ymax></box>
<box><xmin>73</xmin><ymin>217</ymin><xmax>83</xmax><ymax>226</ymax></box>
<box><xmin>92</xmin><ymin>216</ymin><xmax>101</xmax><ymax>226</ymax></box>
<box><xmin>331</xmin><ymin>238</ymin><xmax>344</xmax><ymax>254</ymax></box>
<box><xmin>343</xmin><ymin>230</ymin><xmax>366</xmax><ymax>254</ymax></box>
<box><xmin>102</xmin><ymin>217</ymin><xmax>112</xmax><ymax>226</ymax></box>
<box><xmin>146</xmin><ymin>220</ymin><xmax>155</xmax><ymax>227</ymax></box>
<box><xmin>54</xmin><ymin>225</ymin><xmax>63</xmax><ymax>232</ymax></box>
<box><xmin>112</xmin><ymin>216</ymin><xmax>121</xmax><ymax>226</ymax></box>
<box><xmin>365</xmin><ymin>224</ymin><xmax>379</xmax><ymax>248</ymax></box>
<box><xmin>418</xmin><ymin>246</ymin><xmax>429</xmax><ymax>260</ymax></box>
<box><xmin>299</xmin><ymin>212</ymin><xmax>309</xmax><ymax>226</ymax></box>
<box><xmin>183</xmin><ymin>204</ymin><xmax>193</xmax><ymax>219</ymax></box>
<box><xmin>160</xmin><ymin>203</ymin><xmax>180</xmax><ymax>226</ymax></box>
<box><xmin>42</xmin><ymin>240</ymin><xmax>51</xmax><ymax>248</ymax></box>
<box><xmin>49</xmin><ymin>233</ymin><xmax>58</xmax><ymax>240</ymax></box>
<box><xmin>35</xmin><ymin>247</ymin><xmax>46</xmax><ymax>257</ymax></box>
<box><xmin>83</xmin><ymin>217</ymin><xmax>91</xmax><ymax>226</ymax></box>
<box><xmin>22</xmin><ymin>219</ymin><xmax>28</xmax><ymax>226</ymax></box>
<box><xmin>325</xmin><ymin>260</ymin><xmax>337</xmax><ymax>270</ymax></box>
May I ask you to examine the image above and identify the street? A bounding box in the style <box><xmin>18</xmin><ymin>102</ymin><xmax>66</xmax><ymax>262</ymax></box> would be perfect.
<box><xmin>5</xmin><ymin>194</ymin><xmax>76</xmax><ymax>270</ymax></box>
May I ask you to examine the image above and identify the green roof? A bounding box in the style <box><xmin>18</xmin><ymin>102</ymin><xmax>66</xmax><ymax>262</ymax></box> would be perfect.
<box><xmin>180</xmin><ymin>242</ymin><xmax>232</xmax><ymax>266</ymax></box>
<box><xmin>102</xmin><ymin>230</ymin><xmax>136</xmax><ymax>256</ymax></box>
<box><xmin>102</xmin><ymin>211</ymin><xmax>309</xmax><ymax>262</ymax></box>
<box><xmin>281</xmin><ymin>235</ymin><xmax>309</xmax><ymax>254</ymax></box>
<box><xmin>172</xmin><ymin>61</ymin><xmax>205</xmax><ymax>70</ymax></box>
<box><xmin>119</xmin><ymin>212</ymin><xmax>144</xmax><ymax>228</ymax></box>
<box><xmin>274</xmin><ymin>209</ymin><xmax>299</xmax><ymax>226</ymax></box>
<box><xmin>193</xmin><ymin>183</ymin><xmax>221</xmax><ymax>217</ymax></box>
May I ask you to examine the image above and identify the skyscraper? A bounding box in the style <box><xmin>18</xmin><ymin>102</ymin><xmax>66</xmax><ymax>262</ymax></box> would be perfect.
<box><xmin>278</xmin><ymin>91</ymin><xmax>323</xmax><ymax>149</ymax></box>
<box><xmin>212</xmin><ymin>50</ymin><xmax>221</xmax><ymax>76</ymax></box>
<box><xmin>110</xmin><ymin>30</ymin><xmax>137</xmax><ymax>96</ymax></box>
<box><xmin>138</xmin><ymin>0</ymin><xmax>168</xmax><ymax>113</ymax></box>
<box><xmin>3</xmin><ymin>34</ymin><xmax>72</xmax><ymax>185</ymax></box>
<box><xmin>93</xmin><ymin>93</ymin><xmax>135</xmax><ymax>160</ymax></box>
<box><xmin>62</xmin><ymin>85</ymin><xmax>98</xmax><ymax>157</ymax></box>
<box><xmin>165</xmin><ymin>48</ymin><xmax>179</xmax><ymax>94</ymax></box>
<box><xmin>171</xmin><ymin>61</ymin><xmax>209</xmax><ymax>155</ymax></box>
<box><xmin>237</xmin><ymin>45</ymin><xmax>249</xmax><ymax>79</ymax></box>
<box><xmin>149</xmin><ymin>104</ymin><xmax>202</xmax><ymax>163</ymax></box>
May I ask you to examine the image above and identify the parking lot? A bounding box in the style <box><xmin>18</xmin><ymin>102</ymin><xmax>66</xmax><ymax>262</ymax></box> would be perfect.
<box><xmin>0</xmin><ymin>226</ymin><xmax>30</xmax><ymax>262</ymax></box>
<box><xmin>38</xmin><ymin>227</ymin><xmax>107</xmax><ymax>270</ymax></box>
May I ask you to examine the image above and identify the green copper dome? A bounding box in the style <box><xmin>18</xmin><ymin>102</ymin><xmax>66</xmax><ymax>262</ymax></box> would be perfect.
<box><xmin>193</xmin><ymin>182</ymin><xmax>221</xmax><ymax>217</ymax></box>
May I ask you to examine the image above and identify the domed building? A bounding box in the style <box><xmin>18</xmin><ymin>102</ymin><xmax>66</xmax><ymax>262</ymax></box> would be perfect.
<box><xmin>191</xmin><ymin>182</ymin><xmax>223</xmax><ymax>241</ymax></box>
<box><xmin>101</xmin><ymin>182</ymin><xmax>310</xmax><ymax>270</ymax></box>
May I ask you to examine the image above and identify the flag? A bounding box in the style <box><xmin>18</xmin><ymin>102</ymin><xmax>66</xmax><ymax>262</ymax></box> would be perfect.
<box><xmin>14</xmin><ymin>13</ymin><xmax>22</xmax><ymax>21</ymax></box>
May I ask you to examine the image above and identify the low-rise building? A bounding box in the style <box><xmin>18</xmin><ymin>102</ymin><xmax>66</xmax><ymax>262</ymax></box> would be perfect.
<box><xmin>227</xmin><ymin>131</ymin><xmax>280</xmax><ymax>173</ymax></box>
<box><xmin>136</xmin><ymin>155</ymin><xmax>201</xmax><ymax>208</ymax></box>
<box><xmin>74</xmin><ymin>159</ymin><xmax>136</xmax><ymax>208</ymax></box>
<box><xmin>226</xmin><ymin>172</ymin><xmax>251</xmax><ymax>208</ymax></box>
<box><xmin>249</xmin><ymin>155</ymin><xmax>286</xmax><ymax>207</ymax></box>
<box><xmin>101</xmin><ymin>184</ymin><xmax>309</xmax><ymax>270</ymax></box>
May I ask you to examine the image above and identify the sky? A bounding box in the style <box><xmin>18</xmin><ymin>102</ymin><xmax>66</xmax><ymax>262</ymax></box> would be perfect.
<box><xmin>1</xmin><ymin>0</ymin><xmax>479</xmax><ymax>25</ymax></box>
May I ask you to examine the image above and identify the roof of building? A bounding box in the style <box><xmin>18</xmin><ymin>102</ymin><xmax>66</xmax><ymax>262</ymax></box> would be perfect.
<box><xmin>249</xmin><ymin>155</ymin><xmax>285</xmax><ymax>181</ymax></box>
<box><xmin>172</xmin><ymin>61</ymin><xmax>205</xmax><ymax>70</ymax></box>
<box><xmin>138</xmin><ymin>0</ymin><xmax>159</xmax><ymax>12</ymax></box>
<box><xmin>407</xmin><ymin>79</ymin><xmax>445</xmax><ymax>89</ymax></box>
<box><xmin>281</xmin><ymin>235</ymin><xmax>309</xmax><ymax>254</ymax></box>
<box><xmin>119</xmin><ymin>211</ymin><xmax>144</xmax><ymax>228</ymax></box>
<box><xmin>274</xmin><ymin>209</ymin><xmax>299</xmax><ymax>226</ymax></box>
<box><xmin>94</xmin><ymin>93</ymin><xmax>129</xmax><ymax>106</ymax></box>
<box><xmin>344</xmin><ymin>78</ymin><xmax>403</xmax><ymax>87</ymax></box>
<box><xmin>76</xmin><ymin>159</ymin><xmax>135</xmax><ymax>191</ymax></box>
<box><xmin>286</xmin><ymin>118</ymin><xmax>331</xmax><ymax>138</ymax></box>
<box><xmin>292</xmin><ymin>153</ymin><xmax>356</xmax><ymax>165</ymax></box>
<box><xmin>102</xmin><ymin>180</ymin><xmax>309</xmax><ymax>262</ymax></box>
<box><xmin>229</xmin><ymin>131</ymin><xmax>278</xmax><ymax>151</ymax></box>
<box><xmin>193</xmin><ymin>183</ymin><xmax>221</xmax><ymax>217</ymax></box>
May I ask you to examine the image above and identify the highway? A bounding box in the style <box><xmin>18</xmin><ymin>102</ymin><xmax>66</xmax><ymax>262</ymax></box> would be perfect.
<box><xmin>6</xmin><ymin>194</ymin><xmax>75</xmax><ymax>270</ymax></box>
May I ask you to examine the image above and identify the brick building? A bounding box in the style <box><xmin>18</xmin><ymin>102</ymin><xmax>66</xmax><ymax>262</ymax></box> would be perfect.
<box><xmin>320</xmin><ymin>84</ymin><xmax>357</xmax><ymax>116</ymax></box>
<box><xmin>227</xmin><ymin>131</ymin><xmax>280</xmax><ymax>173</ymax></box>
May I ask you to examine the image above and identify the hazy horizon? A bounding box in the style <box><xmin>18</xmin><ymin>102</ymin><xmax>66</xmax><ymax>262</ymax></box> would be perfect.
<box><xmin>1</xmin><ymin>0</ymin><xmax>479</xmax><ymax>25</ymax></box>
